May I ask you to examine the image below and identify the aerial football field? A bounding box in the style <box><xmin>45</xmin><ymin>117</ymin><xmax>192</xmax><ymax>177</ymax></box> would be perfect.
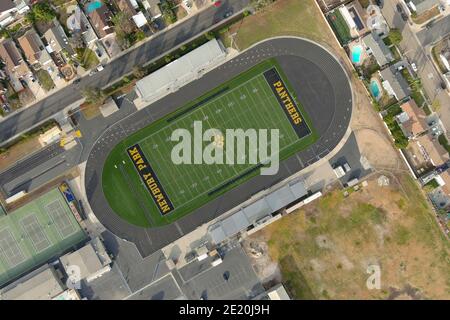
<box><xmin>102</xmin><ymin>58</ymin><xmax>318</xmax><ymax>227</ymax></box>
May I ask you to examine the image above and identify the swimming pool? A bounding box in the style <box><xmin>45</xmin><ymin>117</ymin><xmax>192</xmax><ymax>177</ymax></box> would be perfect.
<box><xmin>370</xmin><ymin>80</ymin><xmax>381</xmax><ymax>99</ymax></box>
<box><xmin>351</xmin><ymin>45</ymin><xmax>363</xmax><ymax>64</ymax></box>
<box><xmin>86</xmin><ymin>1</ymin><xmax>102</xmax><ymax>14</ymax></box>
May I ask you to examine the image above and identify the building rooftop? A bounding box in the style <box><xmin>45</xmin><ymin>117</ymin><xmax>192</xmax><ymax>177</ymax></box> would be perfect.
<box><xmin>416</xmin><ymin>134</ymin><xmax>449</xmax><ymax>167</ymax></box>
<box><xmin>209</xmin><ymin>179</ymin><xmax>307</xmax><ymax>244</ymax></box>
<box><xmin>362</xmin><ymin>32</ymin><xmax>393</xmax><ymax>66</ymax></box>
<box><xmin>0</xmin><ymin>265</ymin><xmax>64</xmax><ymax>300</ymax></box>
<box><xmin>136</xmin><ymin>39</ymin><xmax>227</xmax><ymax>102</ymax></box>
<box><xmin>380</xmin><ymin>67</ymin><xmax>411</xmax><ymax>101</ymax></box>
<box><xmin>0</xmin><ymin>1</ymin><xmax>15</xmax><ymax>13</ymax></box>
<box><xmin>398</xmin><ymin>100</ymin><xmax>427</xmax><ymax>138</ymax></box>
<box><xmin>44</xmin><ymin>21</ymin><xmax>75</xmax><ymax>56</ymax></box>
<box><xmin>141</xmin><ymin>0</ymin><xmax>162</xmax><ymax>19</ymax></box>
<box><xmin>88</xmin><ymin>5</ymin><xmax>114</xmax><ymax>39</ymax></box>
<box><xmin>18</xmin><ymin>29</ymin><xmax>52</xmax><ymax>66</ymax></box>
<box><xmin>60</xmin><ymin>237</ymin><xmax>111</xmax><ymax>281</ymax></box>
<box><xmin>0</xmin><ymin>39</ymin><xmax>23</xmax><ymax>73</ymax></box>
<box><xmin>267</xmin><ymin>284</ymin><xmax>291</xmax><ymax>300</ymax></box>
<box><xmin>115</xmin><ymin>0</ymin><xmax>137</xmax><ymax>17</ymax></box>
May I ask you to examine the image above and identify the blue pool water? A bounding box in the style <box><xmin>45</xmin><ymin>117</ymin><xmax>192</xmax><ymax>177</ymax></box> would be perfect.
<box><xmin>87</xmin><ymin>1</ymin><xmax>102</xmax><ymax>13</ymax></box>
<box><xmin>370</xmin><ymin>80</ymin><xmax>381</xmax><ymax>99</ymax></box>
<box><xmin>351</xmin><ymin>45</ymin><xmax>363</xmax><ymax>64</ymax></box>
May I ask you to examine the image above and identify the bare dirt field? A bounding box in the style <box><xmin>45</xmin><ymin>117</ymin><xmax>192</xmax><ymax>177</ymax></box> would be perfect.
<box><xmin>245</xmin><ymin>174</ymin><xmax>450</xmax><ymax>299</ymax></box>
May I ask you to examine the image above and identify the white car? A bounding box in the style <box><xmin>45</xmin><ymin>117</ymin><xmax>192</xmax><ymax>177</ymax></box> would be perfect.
<box><xmin>96</xmin><ymin>65</ymin><xmax>104</xmax><ymax>72</ymax></box>
<box><xmin>411</xmin><ymin>62</ymin><xmax>418</xmax><ymax>72</ymax></box>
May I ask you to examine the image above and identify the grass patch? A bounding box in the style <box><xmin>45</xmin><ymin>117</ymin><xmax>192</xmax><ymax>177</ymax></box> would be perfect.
<box><xmin>259</xmin><ymin>173</ymin><xmax>450</xmax><ymax>299</ymax></box>
<box><xmin>393</xmin><ymin>224</ymin><xmax>412</xmax><ymax>245</ymax></box>
<box><xmin>401</xmin><ymin>68</ymin><xmax>426</xmax><ymax>107</ymax></box>
<box><xmin>76</xmin><ymin>47</ymin><xmax>99</xmax><ymax>70</ymax></box>
<box><xmin>230</xmin><ymin>0</ymin><xmax>339</xmax><ymax>51</ymax></box>
<box><xmin>279</xmin><ymin>255</ymin><xmax>317</xmax><ymax>299</ymax></box>
<box><xmin>35</xmin><ymin>69</ymin><xmax>55</xmax><ymax>91</ymax></box>
<box><xmin>438</xmin><ymin>133</ymin><xmax>450</xmax><ymax>155</ymax></box>
<box><xmin>327</xmin><ymin>9</ymin><xmax>352</xmax><ymax>45</ymax></box>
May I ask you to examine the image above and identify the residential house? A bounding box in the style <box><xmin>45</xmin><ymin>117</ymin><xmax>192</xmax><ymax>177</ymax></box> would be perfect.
<box><xmin>408</xmin><ymin>0</ymin><xmax>439</xmax><ymax>15</ymax></box>
<box><xmin>67</xmin><ymin>5</ymin><xmax>98</xmax><ymax>46</ymax></box>
<box><xmin>0</xmin><ymin>38</ymin><xmax>31</xmax><ymax>91</ymax></box>
<box><xmin>88</xmin><ymin>4</ymin><xmax>114</xmax><ymax>39</ymax></box>
<box><xmin>0</xmin><ymin>1</ymin><xmax>16</xmax><ymax>27</ymax></box>
<box><xmin>115</xmin><ymin>0</ymin><xmax>137</xmax><ymax>17</ymax></box>
<box><xmin>379</xmin><ymin>66</ymin><xmax>411</xmax><ymax>101</ymax></box>
<box><xmin>0</xmin><ymin>0</ymin><xmax>29</xmax><ymax>28</ymax></box>
<box><xmin>396</xmin><ymin>100</ymin><xmax>428</xmax><ymax>139</ymax></box>
<box><xmin>141</xmin><ymin>0</ymin><xmax>162</xmax><ymax>20</ymax></box>
<box><xmin>416</xmin><ymin>133</ymin><xmax>449</xmax><ymax>167</ymax></box>
<box><xmin>362</xmin><ymin>32</ymin><xmax>393</xmax><ymax>67</ymax></box>
<box><xmin>44</xmin><ymin>20</ymin><xmax>76</xmax><ymax>65</ymax></box>
<box><xmin>18</xmin><ymin>29</ymin><xmax>52</xmax><ymax>68</ymax></box>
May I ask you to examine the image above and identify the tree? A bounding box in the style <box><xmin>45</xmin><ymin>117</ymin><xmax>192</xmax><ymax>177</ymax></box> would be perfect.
<box><xmin>111</xmin><ymin>12</ymin><xmax>136</xmax><ymax>49</ymax></box>
<box><xmin>205</xmin><ymin>31</ymin><xmax>215</xmax><ymax>41</ymax></box>
<box><xmin>27</xmin><ymin>1</ymin><xmax>56</xmax><ymax>23</ymax></box>
<box><xmin>82</xmin><ymin>87</ymin><xmax>105</xmax><ymax>105</ymax></box>
<box><xmin>132</xmin><ymin>66</ymin><xmax>146</xmax><ymax>79</ymax></box>
<box><xmin>388</xmin><ymin>28</ymin><xmax>403</xmax><ymax>46</ymax></box>
<box><xmin>111</xmin><ymin>12</ymin><xmax>135</xmax><ymax>34</ymax></box>
<box><xmin>251</xmin><ymin>0</ymin><xmax>276</xmax><ymax>11</ymax></box>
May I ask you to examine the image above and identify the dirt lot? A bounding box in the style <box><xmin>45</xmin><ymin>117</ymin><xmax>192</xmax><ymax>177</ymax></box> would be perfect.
<box><xmin>0</xmin><ymin>136</ymin><xmax>42</xmax><ymax>171</ymax></box>
<box><xmin>245</xmin><ymin>174</ymin><xmax>450</xmax><ymax>299</ymax></box>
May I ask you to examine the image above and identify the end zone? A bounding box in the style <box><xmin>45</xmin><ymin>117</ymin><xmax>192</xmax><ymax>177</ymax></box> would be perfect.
<box><xmin>263</xmin><ymin>68</ymin><xmax>311</xmax><ymax>139</ymax></box>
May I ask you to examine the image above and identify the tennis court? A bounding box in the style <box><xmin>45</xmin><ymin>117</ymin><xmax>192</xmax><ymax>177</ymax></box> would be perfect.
<box><xmin>0</xmin><ymin>188</ymin><xmax>86</xmax><ymax>287</ymax></box>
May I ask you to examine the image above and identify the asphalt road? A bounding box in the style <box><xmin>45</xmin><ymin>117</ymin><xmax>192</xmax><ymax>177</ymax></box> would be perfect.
<box><xmin>0</xmin><ymin>0</ymin><xmax>250</xmax><ymax>146</ymax></box>
<box><xmin>417</xmin><ymin>14</ymin><xmax>450</xmax><ymax>47</ymax></box>
<box><xmin>84</xmin><ymin>37</ymin><xmax>353</xmax><ymax>257</ymax></box>
<box><xmin>381</xmin><ymin>1</ymin><xmax>450</xmax><ymax>131</ymax></box>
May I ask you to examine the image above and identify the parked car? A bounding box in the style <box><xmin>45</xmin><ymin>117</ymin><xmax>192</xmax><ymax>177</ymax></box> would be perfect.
<box><xmin>425</xmin><ymin>20</ymin><xmax>434</xmax><ymax>29</ymax></box>
<box><xmin>411</xmin><ymin>62</ymin><xmax>418</xmax><ymax>72</ymax></box>
<box><xmin>2</xmin><ymin>103</ymin><xmax>10</xmax><ymax>113</ymax></box>
<box><xmin>223</xmin><ymin>9</ymin><xmax>233</xmax><ymax>18</ymax></box>
<box><xmin>375</xmin><ymin>0</ymin><xmax>383</xmax><ymax>8</ymax></box>
<box><xmin>96</xmin><ymin>64</ymin><xmax>104</xmax><ymax>72</ymax></box>
<box><xmin>400</xmin><ymin>12</ymin><xmax>408</xmax><ymax>21</ymax></box>
<box><xmin>73</xmin><ymin>78</ymin><xmax>81</xmax><ymax>84</ymax></box>
<box><xmin>396</xmin><ymin>3</ymin><xmax>404</xmax><ymax>13</ymax></box>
